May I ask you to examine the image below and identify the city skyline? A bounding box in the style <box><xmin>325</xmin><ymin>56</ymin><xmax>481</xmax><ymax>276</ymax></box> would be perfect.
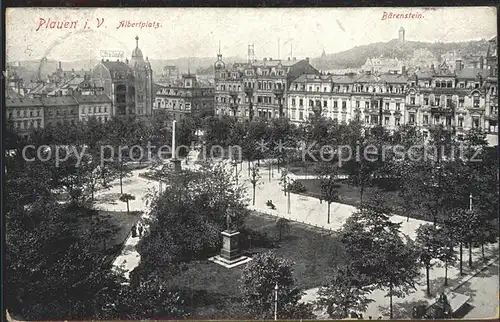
<box><xmin>6</xmin><ymin>7</ymin><xmax>497</xmax><ymax>63</ymax></box>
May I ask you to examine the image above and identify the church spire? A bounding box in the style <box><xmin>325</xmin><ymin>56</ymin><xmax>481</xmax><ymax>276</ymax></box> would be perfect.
<box><xmin>135</xmin><ymin>35</ymin><xmax>139</xmax><ymax>48</ymax></box>
<box><xmin>218</xmin><ymin>40</ymin><xmax>221</xmax><ymax>55</ymax></box>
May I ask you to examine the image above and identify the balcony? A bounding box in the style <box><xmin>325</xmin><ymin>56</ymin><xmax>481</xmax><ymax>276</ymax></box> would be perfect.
<box><xmin>244</xmin><ymin>87</ymin><xmax>254</xmax><ymax>96</ymax></box>
<box><xmin>273</xmin><ymin>88</ymin><xmax>284</xmax><ymax>97</ymax></box>
<box><xmin>229</xmin><ymin>90</ymin><xmax>239</xmax><ymax>98</ymax></box>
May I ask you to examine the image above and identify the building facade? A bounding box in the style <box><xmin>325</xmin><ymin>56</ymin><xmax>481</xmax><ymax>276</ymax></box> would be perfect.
<box><xmin>290</xmin><ymin>58</ymin><xmax>497</xmax><ymax>144</ymax></box>
<box><xmin>287</xmin><ymin>72</ymin><xmax>407</xmax><ymax>130</ymax></box>
<box><xmin>5</xmin><ymin>97</ymin><xmax>44</xmax><ymax>134</ymax></box>
<box><xmin>74</xmin><ymin>94</ymin><xmax>113</xmax><ymax>123</ymax></box>
<box><xmin>154</xmin><ymin>74</ymin><xmax>215</xmax><ymax>121</ymax></box>
<box><xmin>41</xmin><ymin>96</ymin><xmax>79</xmax><ymax>127</ymax></box>
<box><xmin>214</xmin><ymin>47</ymin><xmax>318</xmax><ymax>120</ymax></box>
<box><xmin>91</xmin><ymin>36</ymin><xmax>154</xmax><ymax>117</ymax></box>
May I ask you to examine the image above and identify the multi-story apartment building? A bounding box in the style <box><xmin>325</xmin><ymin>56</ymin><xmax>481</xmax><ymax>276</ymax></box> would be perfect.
<box><xmin>288</xmin><ymin>57</ymin><xmax>497</xmax><ymax>145</ymax></box>
<box><xmin>74</xmin><ymin>94</ymin><xmax>113</xmax><ymax>123</ymax></box>
<box><xmin>41</xmin><ymin>96</ymin><xmax>79</xmax><ymax>127</ymax></box>
<box><xmin>407</xmin><ymin>60</ymin><xmax>497</xmax><ymax>140</ymax></box>
<box><xmin>154</xmin><ymin>74</ymin><xmax>215</xmax><ymax>121</ymax></box>
<box><xmin>288</xmin><ymin>72</ymin><xmax>408</xmax><ymax>130</ymax></box>
<box><xmin>6</xmin><ymin>94</ymin><xmax>114</xmax><ymax>137</ymax></box>
<box><xmin>5</xmin><ymin>97</ymin><xmax>44</xmax><ymax>135</ymax></box>
<box><xmin>91</xmin><ymin>36</ymin><xmax>154</xmax><ymax>117</ymax></box>
<box><xmin>214</xmin><ymin>48</ymin><xmax>318</xmax><ymax>120</ymax></box>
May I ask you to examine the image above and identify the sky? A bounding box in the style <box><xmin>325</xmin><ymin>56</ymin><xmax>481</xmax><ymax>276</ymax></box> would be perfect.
<box><xmin>5</xmin><ymin>7</ymin><xmax>497</xmax><ymax>62</ymax></box>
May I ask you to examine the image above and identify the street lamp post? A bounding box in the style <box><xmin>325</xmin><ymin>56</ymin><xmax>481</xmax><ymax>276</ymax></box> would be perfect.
<box><xmin>233</xmin><ymin>159</ymin><xmax>239</xmax><ymax>185</ymax></box>
<box><xmin>469</xmin><ymin>193</ymin><xmax>473</xmax><ymax>212</ymax></box>
<box><xmin>274</xmin><ymin>282</ymin><xmax>278</xmax><ymax>321</ymax></box>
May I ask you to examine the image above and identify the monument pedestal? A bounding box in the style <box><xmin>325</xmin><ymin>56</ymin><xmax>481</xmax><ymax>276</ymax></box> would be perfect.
<box><xmin>170</xmin><ymin>158</ymin><xmax>182</xmax><ymax>172</ymax></box>
<box><xmin>209</xmin><ymin>230</ymin><xmax>252</xmax><ymax>268</ymax></box>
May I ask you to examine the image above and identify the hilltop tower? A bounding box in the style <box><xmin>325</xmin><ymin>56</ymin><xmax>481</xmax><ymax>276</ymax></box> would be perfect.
<box><xmin>399</xmin><ymin>27</ymin><xmax>405</xmax><ymax>43</ymax></box>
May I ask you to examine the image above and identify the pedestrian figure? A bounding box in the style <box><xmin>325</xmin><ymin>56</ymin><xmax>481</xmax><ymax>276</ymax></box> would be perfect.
<box><xmin>368</xmin><ymin>316</ymin><xmax>372</xmax><ymax>320</ymax></box>
<box><xmin>377</xmin><ymin>316</ymin><xmax>382</xmax><ymax>320</ymax></box>
<box><xmin>138</xmin><ymin>223</ymin><xmax>144</xmax><ymax>237</ymax></box>
<box><xmin>359</xmin><ymin>314</ymin><xmax>363</xmax><ymax>319</ymax></box>
<box><xmin>131</xmin><ymin>224</ymin><xmax>137</xmax><ymax>238</ymax></box>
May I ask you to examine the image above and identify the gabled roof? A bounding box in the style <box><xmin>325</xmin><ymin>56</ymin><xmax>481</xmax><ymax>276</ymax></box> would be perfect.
<box><xmin>5</xmin><ymin>87</ymin><xmax>23</xmax><ymax>99</ymax></box>
<box><xmin>287</xmin><ymin>59</ymin><xmax>320</xmax><ymax>84</ymax></box>
<box><xmin>100</xmin><ymin>60</ymin><xmax>131</xmax><ymax>74</ymax></box>
<box><xmin>73</xmin><ymin>94</ymin><xmax>112</xmax><ymax>104</ymax></box>
<box><xmin>456</xmin><ymin>68</ymin><xmax>490</xmax><ymax>79</ymax></box>
<box><xmin>6</xmin><ymin>97</ymin><xmax>43</xmax><ymax>107</ymax></box>
<box><xmin>41</xmin><ymin>96</ymin><xmax>78</xmax><ymax>106</ymax></box>
<box><xmin>330</xmin><ymin>74</ymin><xmax>358</xmax><ymax>84</ymax></box>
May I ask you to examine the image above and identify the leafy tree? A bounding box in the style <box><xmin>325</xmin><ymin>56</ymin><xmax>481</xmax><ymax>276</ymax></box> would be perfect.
<box><xmin>138</xmin><ymin>163</ymin><xmax>249</xmax><ymax>267</ymax></box>
<box><xmin>275</xmin><ymin>218</ymin><xmax>290</xmax><ymax>241</ymax></box>
<box><xmin>436</xmin><ymin>225</ymin><xmax>457</xmax><ymax>286</ymax></box>
<box><xmin>239</xmin><ymin>252</ymin><xmax>315</xmax><ymax>319</ymax></box>
<box><xmin>97</xmin><ymin>272</ymin><xmax>188</xmax><ymax>320</ymax></box>
<box><xmin>415</xmin><ymin>224</ymin><xmax>443</xmax><ymax>296</ymax></box>
<box><xmin>315</xmin><ymin>264</ymin><xmax>374</xmax><ymax>319</ymax></box>
<box><xmin>340</xmin><ymin>203</ymin><xmax>421</xmax><ymax>319</ymax></box>
<box><xmin>119</xmin><ymin>193</ymin><xmax>136</xmax><ymax>215</ymax></box>
<box><xmin>320</xmin><ymin>174</ymin><xmax>340</xmax><ymax>224</ymax></box>
<box><xmin>249</xmin><ymin>163</ymin><xmax>261</xmax><ymax>206</ymax></box>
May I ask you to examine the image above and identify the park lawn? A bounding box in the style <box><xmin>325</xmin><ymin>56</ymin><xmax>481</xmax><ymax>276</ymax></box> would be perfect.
<box><xmin>295</xmin><ymin>178</ymin><xmax>400</xmax><ymax>206</ymax></box>
<box><xmin>162</xmin><ymin>212</ymin><xmax>345</xmax><ymax>318</ymax></box>
<box><xmin>293</xmin><ymin>178</ymin><xmax>430</xmax><ymax>219</ymax></box>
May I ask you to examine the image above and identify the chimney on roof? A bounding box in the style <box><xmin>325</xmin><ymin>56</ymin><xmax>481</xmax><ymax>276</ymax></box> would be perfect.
<box><xmin>270</xmin><ymin>58</ymin><xmax>273</xmax><ymax>61</ymax></box>
<box><xmin>306</xmin><ymin>57</ymin><xmax>309</xmax><ymax>62</ymax></box>
<box><xmin>402</xmin><ymin>66</ymin><xmax>406</xmax><ymax>74</ymax></box>
<box><xmin>455</xmin><ymin>60</ymin><xmax>462</xmax><ymax>72</ymax></box>
<box><xmin>293</xmin><ymin>57</ymin><xmax>296</xmax><ymax>61</ymax></box>
<box><xmin>288</xmin><ymin>57</ymin><xmax>290</xmax><ymax>61</ymax></box>
<box><xmin>58</xmin><ymin>61</ymin><xmax>62</xmax><ymax>70</ymax></box>
<box><xmin>263</xmin><ymin>58</ymin><xmax>267</xmax><ymax>61</ymax></box>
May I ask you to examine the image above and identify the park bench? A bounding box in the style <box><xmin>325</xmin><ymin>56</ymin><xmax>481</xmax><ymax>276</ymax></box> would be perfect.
<box><xmin>266</xmin><ymin>200</ymin><xmax>276</xmax><ymax>210</ymax></box>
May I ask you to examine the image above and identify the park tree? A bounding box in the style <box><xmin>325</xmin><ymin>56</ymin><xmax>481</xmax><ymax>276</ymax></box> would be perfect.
<box><xmin>177</xmin><ymin>116</ymin><xmax>199</xmax><ymax>157</ymax></box>
<box><xmin>119</xmin><ymin>193</ymin><xmax>136</xmax><ymax>215</ymax></box>
<box><xmin>415</xmin><ymin>224</ymin><xmax>443</xmax><ymax>296</ymax></box>
<box><xmin>97</xmin><ymin>272</ymin><xmax>188</xmax><ymax>320</ymax></box>
<box><xmin>5</xmin><ymin>196</ymin><xmax>129</xmax><ymax>320</ymax></box>
<box><xmin>315</xmin><ymin>264</ymin><xmax>374</xmax><ymax>319</ymax></box>
<box><xmin>340</xmin><ymin>203</ymin><xmax>421</xmax><ymax>319</ymax></box>
<box><xmin>275</xmin><ymin>218</ymin><xmax>290</xmax><ymax>242</ymax></box>
<box><xmin>249</xmin><ymin>163</ymin><xmax>261</xmax><ymax>206</ymax></box>
<box><xmin>138</xmin><ymin>163</ymin><xmax>249</xmax><ymax>267</ymax></box>
<box><xmin>239</xmin><ymin>251</ymin><xmax>315</xmax><ymax>319</ymax></box>
<box><xmin>320</xmin><ymin>174</ymin><xmax>340</xmax><ymax>224</ymax></box>
<box><xmin>436</xmin><ymin>225</ymin><xmax>457</xmax><ymax>286</ymax></box>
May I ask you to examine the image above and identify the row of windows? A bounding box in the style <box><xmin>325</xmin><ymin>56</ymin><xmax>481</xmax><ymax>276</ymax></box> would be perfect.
<box><xmin>291</xmin><ymin>84</ymin><xmax>407</xmax><ymax>94</ymax></box>
<box><xmin>409</xmin><ymin>94</ymin><xmax>481</xmax><ymax>107</ymax></box>
<box><xmin>410</xmin><ymin>80</ymin><xmax>484</xmax><ymax>89</ymax></box>
<box><xmin>81</xmin><ymin>105</ymin><xmax>109</xmax><ymax>114</ymax></box>
<box><xmin>290</xmin><ymin>98</ymin><xmax>402</xmax><ymax>110</ymax></box>
<box><xmin>12</xmin><ymin>119</ymin><xmax>42</xmax><ymax>129</ymax></box>
<box><xmin>46</xmin><ymin>108</ymin><xmax>77</xmax><ymax>117</ymax></box>
<box><xmin>81</xmin><ymin>116</ymin><xmax>108</xmax><ymax>123</ymax></box>
<box><xmin>8</xmin><ymin>109</ymin><xmax>42</xmax><ymax>119</ymax></box>
<box><xmin>217</xmin><ymin>82</ymin><xmax>284</xmax><ymax>92</ymax></box>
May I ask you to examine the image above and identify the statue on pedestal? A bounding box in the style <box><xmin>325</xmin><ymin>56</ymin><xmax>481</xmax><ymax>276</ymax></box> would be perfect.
<box><xmin>225</xmin><ymin>208</ymin><xmax>237</xmax><ymax>232</ymax></box>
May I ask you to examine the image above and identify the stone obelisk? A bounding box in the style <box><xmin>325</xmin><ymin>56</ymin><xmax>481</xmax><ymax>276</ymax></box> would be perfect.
<box><xmin>170</xmin><ymin>120</ymin><xmax>181</xmax><ymax>172</ymax></box>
